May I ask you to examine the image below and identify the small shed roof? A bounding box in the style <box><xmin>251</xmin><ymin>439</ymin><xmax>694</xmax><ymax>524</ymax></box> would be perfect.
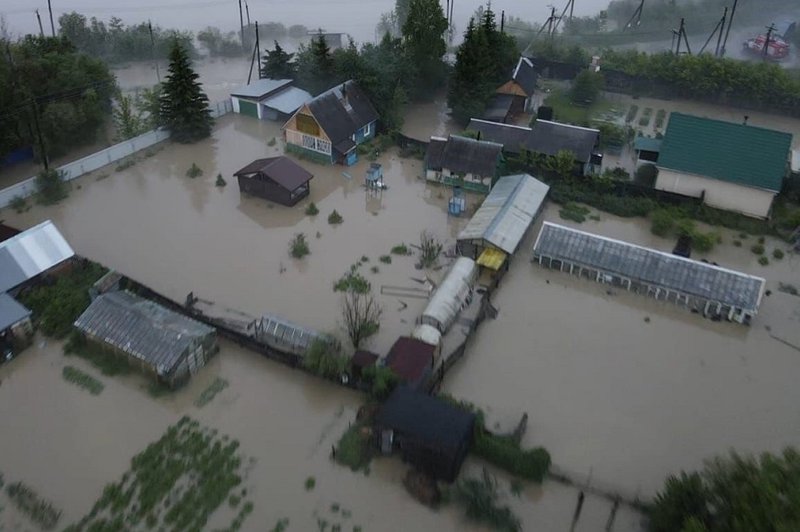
<box><xmin>527</xmin><ymin>120</ymin><xmax>600</xmax><ymax>163</ymax></box>
<box><xmin>231</xmin><ymin>78</ymin><xmax>292</xmax><ymax>100</ymax></box>
<box><xmin>263</xmin><ymin>86</ymin><xmax>313</xmax><ymax>114</ymax></box>
<box><xmin>0</xmin><ymin>293</ymin><xmax>31</xmax><ymax>332</ymax></box>
<box><xmin>458</xmin><ymin>174</ymin><xmax>550</xmax><ymax>254</ymax></box>
<box><xmin>425</xmin><ymin>135</ymin><xmax>503</xmax><ymax>177</ymax></box>
<box><xmin>74</xmin><ymin>291</ymin><xmax>216</xmax><ymax>377</ymax></box>
<box><xmin>533</xmin><ymin>222</ymin><xmax>766</xmax><ymax>312</ymax></box>
<box><xmin>386</xmin><ymin>337</ymin><xmax>435</xmax><ymax>384</ymax></box>
<box><xmin>0</xmin><ymin>220</ymin><xmax>74</xmax><ymax>293</ymax></box>
<box><xmin>512</xmin><ymin>56</ymin><xmax>538</xmax><ymax>96</ymax></box>
<box><xmin>234</xmin><ymin>156</ymin><xmax>313</xmax><ymax>191</ymax></box>
<box><xmin>657</xmin><ymin>113</ymin><xmax>792</xmax><ymax>192</ymax></box>
<box><xmin>466</xmin><ymin>119</ymin><xmax>531</xmax><ymax>155</ymax></box>
<box><xmin>634</xmin><ymin>136</ymin><xmax>662</xmax><ymax>153</ymax></box>
<box><xmin>422</xmin><ymin>257</ymin><xmax>477</xmax><ymax>333</ymax></box>
<box><xmin>483</xmin><ymin>94</ymin><xmax>515</xmax><ymax>122</ymax></box>
<box><xmin>377</xmin><ymin>387</ymin><xmax>475</xmax><ymax>449</ymax></box>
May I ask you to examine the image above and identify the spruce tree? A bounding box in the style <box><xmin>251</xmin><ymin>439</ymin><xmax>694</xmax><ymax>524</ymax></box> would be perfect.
<box><xmin>260</xmin><ymin>41</ymin><xmax>296</xmax><ymax>79</ymax></box>
<box><xmin>159</xmin><ymin>40</ymin><xmax>213</xmax><ymax>143</ymax></box>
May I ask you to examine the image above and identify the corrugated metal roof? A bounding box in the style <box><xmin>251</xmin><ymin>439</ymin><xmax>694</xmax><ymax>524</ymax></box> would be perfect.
<box><xmin>532</xmin><ymin>222</ymin><xmax>765</xmax><ymax>312</ymax></box>
<box><xmin>0</xmin><ymin>220</ymin><xmax>75</xmax><ymax>293</ymax></box>
<box><xmin>0</xmin><ymin>293</ymin><xmax>31</xmax><ymax>331</ymax></box>
<box><xmin>253</xmin><ymin>312</ymin><xmax>324</xmax><ymax>356</ymax></box>
<box><xmin>230</xmin><ymin>78</ymin><xmax>293</xmax><ymax>100</ymax></box>
<box><xmin>74</xmin><ymin>291</ymin><xmax>215</xmax><ymax>377</ymax></box>
<box><xmin>263</xmin><ymin>86</ymin><xmax>312</xmax><ymax>114</ymax></box>
<box><xmin>466</xmin><ymin>119</ymin><xmax>531</xmax><ymax>155</ymax></box>
<box><xmin>421</xmin><ymin>257</ymin><xmax>477</xmax><ymax>333</ymax></box>
<box><xmin>458</xmin><ymin>174</ymin><xmax>550</xmax><ymax>254</ymax></box>
<box><xmin>527</xmin><ymin>120</ymin><xmax>600</xmax><ymax>163</ymax></box>
<box><xmin>657</xmin><ymin>112</ymin><xmax>792</xmax><ymax>192</ymax></box>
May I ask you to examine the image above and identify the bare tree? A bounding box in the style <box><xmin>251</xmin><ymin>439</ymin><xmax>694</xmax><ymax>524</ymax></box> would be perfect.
<box><xmin>341</xmin><ymin>291</ymin><xmax>383</xmax><ymax>349</ymax></box>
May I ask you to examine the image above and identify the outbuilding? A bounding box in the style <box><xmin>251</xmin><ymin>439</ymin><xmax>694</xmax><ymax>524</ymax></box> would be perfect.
<box><xmin>234</xmin><ymin>156</ymin><xmax>313</xmax><ymax>206</ymax></box>
<box><xmin>0</xmin><ymin>220</ymin><xmax>75</xmax><ymax>294</ymax></box>
<box><xmin>230</xmin><ymin>78</ymin><xmax>312</xmax><ymax>121</ymax></box>
<box><xmin>74</xmin><ymin>291</ymin><xmax>217</xmax><ymax>388</ymax></box>
<box><xmin>385</xmin><ymin>337</ymin><xmax>436</xmax><ymax>390</ymax></box>
<box><xmin>425</xmin><ymin>135</ymin><xmax>504</xmax><ymax>193</ymax></box>
<box><xmin>420</xmin><ymin>257</ymin><xmax>478</xmax><ymax>334</ymax></box>
<box><xmin>655</xmin><ymin>113</ymin><xmax>792</xmax><ymax>218</ymax></box>
<box><xmin>376</xmin><ymin>387</ymin><xmax>475</xmax><ymax>482</ymax></box>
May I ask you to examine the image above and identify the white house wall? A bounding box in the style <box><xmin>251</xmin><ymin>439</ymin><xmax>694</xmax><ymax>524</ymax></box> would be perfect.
<box><xmin>655</xmin><ymin>168</ymin><xmax>776</xmax><ymax>219</ymax></box>
<box><xmin>231</xmin><ymin>97</ymin><xmax>240</xmax><ymax>114</ymax></box>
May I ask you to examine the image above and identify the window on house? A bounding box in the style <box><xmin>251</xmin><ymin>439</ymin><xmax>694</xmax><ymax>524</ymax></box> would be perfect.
<box><xmin>363</xmin><ymin>122</ymin><xmax>371</xmax><ymax>136</ymax></box>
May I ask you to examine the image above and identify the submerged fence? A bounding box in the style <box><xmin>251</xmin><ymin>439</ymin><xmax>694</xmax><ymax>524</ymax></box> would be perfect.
<box><xmin>0</xmin><ymin>99</ymin><xmax>233</xmax><ymax>209</ymax></box>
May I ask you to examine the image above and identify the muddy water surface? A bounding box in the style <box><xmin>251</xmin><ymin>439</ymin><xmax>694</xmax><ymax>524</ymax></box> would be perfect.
<box><xmin>444</xmin><ymin>203</ymin><xmax>800</xmax><ymax>499</ymax></box>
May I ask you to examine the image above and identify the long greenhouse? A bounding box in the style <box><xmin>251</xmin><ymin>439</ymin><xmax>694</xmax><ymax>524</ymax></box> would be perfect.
<box><xmin>531</xmin><ymin>222</ymin><xmax>766</xmax><ymax>324</ymax></box>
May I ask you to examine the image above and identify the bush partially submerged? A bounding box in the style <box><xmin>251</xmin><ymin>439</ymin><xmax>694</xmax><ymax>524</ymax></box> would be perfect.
<box><xmin>391</xmin><ymin>243</ymin><xmax>411</xmax><ymax>255</ymax></box>
<box><xmin>305</xmin><ymin>202</ymin><xmax>319</xmax><ymax>216</ymax></box>
<box><xmin>328</xmin><ymin>210</ymin><xmax>343</xmax><ymax>225</ymax></box>
<box><xmin>454</xmin><ymin>470</ymin><xmax>521</xmax><ymax>532</ymax></box>
<box><xmin>186</xmin><ymin>163</ymin><xmax>203</xmax><ymax>178</ymax></box>
<box><xmin>559</xmin><ymin>202</ymin><xmax>590</xmax><ymax>223</ymax></box>
<box><xmin>35</xmin><ymin>168</ymin><xmax>68</xmax><ymax>205</ymax></box>
<box><xmin>289</xmin><ymin>233</ymin><xmax>310</xmax><ymax>259</ymax></box>
<box><xmin>335</xmin><ymin>423</ymin><xmax>372</xmax><ymax>472</ymax></box>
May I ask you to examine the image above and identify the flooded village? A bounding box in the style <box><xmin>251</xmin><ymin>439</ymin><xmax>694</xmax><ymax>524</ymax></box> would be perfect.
<box><xmin>3</xmin><ymin>1</ymin><xmax>800</xmax><ymax>531</ymax></box>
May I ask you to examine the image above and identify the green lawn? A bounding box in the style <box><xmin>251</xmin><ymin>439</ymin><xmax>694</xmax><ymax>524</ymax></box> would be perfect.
<box><xmin>542</xmin><ymin>89</ymin><xmax>614</xmax><ymax>127</ymax></box>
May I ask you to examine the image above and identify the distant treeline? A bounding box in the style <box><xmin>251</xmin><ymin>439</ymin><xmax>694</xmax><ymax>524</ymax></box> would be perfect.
<box><xmin>57</xmin><ymin>12</ymin><xmax>311</xmax><ymax>62</ymax></box>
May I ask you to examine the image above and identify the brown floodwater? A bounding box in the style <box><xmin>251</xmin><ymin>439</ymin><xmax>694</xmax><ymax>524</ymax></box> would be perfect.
<box><xmin>0</xmin><ymin>114</ymin><xmax>648</xmax><ymax>530</ymax></box>
<box><xmin>444</xmin><ymin>202</ymin><xmax>800</xmax><ymax>499</ymax></box>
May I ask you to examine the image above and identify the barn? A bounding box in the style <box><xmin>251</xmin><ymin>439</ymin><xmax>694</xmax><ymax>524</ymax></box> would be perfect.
<box><xmin>655</xmin><ymin>113</ymin><xmax>792</xmax><ymax>218</ymax></box>
<box><xmin>234</xmin><ymin>156</ymin><xmax>313</xmax><ymax>206</ymax></box>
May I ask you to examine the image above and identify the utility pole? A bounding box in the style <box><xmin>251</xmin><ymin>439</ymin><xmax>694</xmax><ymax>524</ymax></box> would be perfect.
<box><xmin>148</xmin><ymin>21</ymin><xmax>161</xmax><ymax>83</ymax></box>
<box><xmin>238</xmin><ymin>0</ymin><xmax>245</xmax><ymax>50</ymax></box>
<box><xmin>553</xmin><ymin>0</ymin><xmax>576</xmax><ymax>33</ymax></box>
<box><xmin>763</xmin><ymin>23</ymin><xmax>776</xmax><ymax>59</ymax></box>
<box><xmin>699</xmin><ymin>7</ymin><xmax>727</xmax><ymax>56</ymax></box>
<box><xmin>677</xmin><ymin>17</ymin><xmax>691</xmax><ymax>55</ymax></box>
<box><xmin>47</xmin><ymin>0</ymin><xmax>55</xmax><ymax>37</ymax></box>
<box><xmin>255</xmin><ymin>22</ymin><xmax>261</xmax><ymax>79</ymax></box>
<box><xmin>245</xmin><ymin>1</ymin><xmax>251</xmax><ymax>26</ymax></box>
<box><xmin>623</xmin><ymin>0</ymin><xmax>644</xmax><ymax>31</ymax></box>
<box><xmin>714</xmin><ymin>7</ymin><xmax>727</xmax><ymax>57</ymax></box>
<box><xmin>35</xmin><ymin>10</ymin><xmax>45</xmax><ymax>37</ymax></box>
<box><xmin>720</xmin><ymin>0</ymin><xmax>738</xmax><ymax>57</ymax></box>
<box><xmin>500</xmin><ymin>10</ymin><xmax>505</xmax><ymax>33</ymax></box>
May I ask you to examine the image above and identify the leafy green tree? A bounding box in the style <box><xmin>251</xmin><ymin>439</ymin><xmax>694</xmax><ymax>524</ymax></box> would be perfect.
<box><xmin>545</xmin><ymin>150</ymin><xmax>577</xmax><ymax>181</ymax></box>
<box><xmin>135</xmin><ymin>85</ymin><xmax>163</xmax><ymax>129</ymax></box>
<box><xmin>197</xmin><ymin>26</ymin><xmax>241</xmax><ymax>57</ymax></box>
<box><xmin>651</xmin><ymin>449</ymin><xmax>800</xmax><ymax>532</ymax></box>
<box><xmin>401</xmin><ymin>0</ymin><xmax>448</xmax><ymax>98</ymax></box>
<box><xmin>570</xmin><ymin>70</ymin><xmax>604</xmax><ymax>105</ymax></box>
<box><xmin>260</xmin><ymin>41</ymin><xmax>296</xmax><ymax>79</ymax></box>
<box><xmin>159</xmin><ymin>40</ymin><xmax>212</xmax><ymax>143</ymax></box>
<box><xmin>113</xmin><ymin>94</ymin><xmax>145</xmax><ymax>140</ymax></box>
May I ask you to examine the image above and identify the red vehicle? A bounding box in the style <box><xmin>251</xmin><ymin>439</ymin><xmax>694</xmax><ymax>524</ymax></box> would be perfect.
<box><xmin>743</xmin><ymin>34</ymin><xmax>790</xmax><ymax>60</ymax></box>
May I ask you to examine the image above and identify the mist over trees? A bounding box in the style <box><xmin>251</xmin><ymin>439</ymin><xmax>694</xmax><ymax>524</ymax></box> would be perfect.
<box><xmin>0</xmin><ymin>35</ymin><xmax>115</xmax><ymax>158</ymax></box>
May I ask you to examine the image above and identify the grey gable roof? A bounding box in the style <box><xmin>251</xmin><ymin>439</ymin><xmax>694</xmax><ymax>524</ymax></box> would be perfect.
<box><xmin>526</xmin><ymin>119</ymin><xmax>599</xmax><ymax>162</ymax></box>
<box><xmin>307</xmin><ymin>80</ymin><xmax>378</xmax><ymax>150</ymax></box>
<box><xmin>512</xmin><ymin>57</ymin><xmax>537</xmax><ymax>96</ymax></box>
<box><xmin>426</xmin><ymin>135</ymin><xmax>503</xmax><ymax>177</ymax></box>
<box><xmin>467</xmin><ymin>119</ymin><xmax>531</xmax><ymax>155</ymax></box>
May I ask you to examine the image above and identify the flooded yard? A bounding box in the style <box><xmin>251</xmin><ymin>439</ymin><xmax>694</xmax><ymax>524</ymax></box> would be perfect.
<box><xmin>444</xmin><ymin>203</ymin><xmax>800</xmax><ymax>499</ymax></box>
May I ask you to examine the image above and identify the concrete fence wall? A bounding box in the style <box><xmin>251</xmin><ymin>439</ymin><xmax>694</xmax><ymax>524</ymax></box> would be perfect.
<box><xmin>0</xmin><ymin>100</ymin><xmax>233</xmax><ymax>209</ymax></box>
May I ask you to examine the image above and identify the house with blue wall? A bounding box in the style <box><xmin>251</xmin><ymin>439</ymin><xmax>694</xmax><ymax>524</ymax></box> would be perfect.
<box><xmin>282</xmin><ymin>80</ymin><xmax>378</xmax><ymax>165</ymax></box>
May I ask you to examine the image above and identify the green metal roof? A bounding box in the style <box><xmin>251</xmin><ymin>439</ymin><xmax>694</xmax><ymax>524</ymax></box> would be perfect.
<box><xmin>633</xmin><ymin>136</ymin><xmax>662</xmax><ymax>153</ymax></box>
<box><xmin>657</xmin><ymin>113</ymin><xmax>792</xmax><ymax>192</ymax></box>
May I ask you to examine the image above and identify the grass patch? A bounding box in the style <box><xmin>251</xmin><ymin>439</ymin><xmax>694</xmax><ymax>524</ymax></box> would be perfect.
<box><xmin>379</xmin><ymin>255</ymin><xmax>392</xmax><ymax>264</ymax></box>
<box><xmin>65</xmin><ymin>331</ymin><xmax>132</xmax><ymax>376</ymax></box>
<box><xmin>390</xmin><ymin>243</ymin><xmax>412</xmax><ymax>255</ymax></box>
<box><xmin>289</xmin><ymin>233</ymin><xmax>310</xmax><ymax>259</ymax></box>
<box><xmin>333</xmin><ymin>263</ymin><xmax>371</xmax><ymax>294</ymax></box>
<box><xmin>305</xmin><ymin>202</ymin><xmax>320</xmax><ymax>216</ymax></box>
<box><xmin>64</xmin><ymin>417</ymin><xmax>253</xmax><ymax>531</ymax></box>
<box><xmin>328</xmin><ymin>210</ymin><xmax>344</xmax><ymax>225</ymax></box>
<box><xmin>335</xmin><ymin>423</ymin><xmax>372</xmax><ymax>472</ymax></box>
<box><xmin>559</xmin><ymin>202</ymin><xmax>590</xmax><ymax>223</ymax></box>
<box><xmin>6</xmin><ymin>481</ymin><xmax>62</xmax><ymax>530</ymax></box>
<box><xmin>544</xmin><ymin>89</ymin><xmax>612</xmax><ymax>126</ymax></box>
<box><xmin>304</xmin><ymin>477</ymin><xmax>316</xmax><ymax>491</ymax></box>
<box><xmin>62</xmin><ymin>365</ymin><xmax>104</xmax><ymax>395</ymax></box>
<box><xmin>18</xmin><ymin>262</ymin><xmax>107</xmax><ymax>338</ymax></box>
<box><xmin>194</xmin><ymin>377</ymin><xmax>229</xmax><ymax>408</ymax></box>
<box><xmin>215</xmin><ymin>173</ymin><xmax>227</xmax><ymax>187</ymax></box>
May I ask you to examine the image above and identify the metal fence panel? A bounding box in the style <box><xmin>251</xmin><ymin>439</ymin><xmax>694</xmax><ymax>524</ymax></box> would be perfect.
<box><xmin>0</xmin><ymin>100</ymin><xmax>232</xmax><ymax>209</ymax></box>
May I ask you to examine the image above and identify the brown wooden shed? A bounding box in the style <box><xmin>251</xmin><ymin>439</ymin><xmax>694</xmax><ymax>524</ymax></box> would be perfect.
<box><xmin>234</xmin><ymin>156</ymin><xmax>313</xmax><ymax>206</ymax></box>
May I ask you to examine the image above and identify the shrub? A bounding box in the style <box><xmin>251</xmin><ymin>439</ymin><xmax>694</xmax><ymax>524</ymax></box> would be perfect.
<box><xmin>691</xmin><ymin>231</ymin><xmax>717</xmax><ymax>254</ymax></box>
<box><xmin>370</xmin><ymin>266</ymin><xmax>379</xmax><ymax>274</ymax></box>
<box><xmin>634</xmin><ymin>163</ymin><xmax>658</xmax><ymax>187</ymax></box>
<box><xmin>194</xmin><ymin>377</ymin><xmax>229</xmax><ymax>407</ymax></box>
<box><xmin>473</xmin><ymin>431</ymin><xmax>551</xmax><ymax>483</ymax></box>
<box><xmin>304</xmin><ymin>477</ymin><xmax>316</xmax><ymax>491</ymax></box>
<box><xmin>333</xmin><ymin>264</ymin><xmax>371</xmax><ymax>294</ymax></box>
<box><xmin>303</xmin><ymin>338</ymin><xmax>347</xmax><ymax>380</ymax></box>
<box><xmin>361</xmin><ymin>365</ymin><xmax>399</xmax><ymax>400</ymax></box>
<box><xmin>758</xmin><ymin>236</ymin><xmax>765</xmax><ymax>244</ymax></box>
<box><xmin>751</xmin><ymin>244</ymin><xmax>765</xmax><ymax>255</ymax></box>
<box><xmin>559</xmin><ymin>202</ymin><xmax>590</xmax><ymax>223</ymax></box>
<box><xmin>391</xmin><ymin>243</ymin><xmax>411</xmax><ymax>255</ymax></box>
<box><xmin>305</xmin><ymin>202</ymin><xmax>319</xmax><ymax>216</ymax></box>
<box><xmin>328</xmin><ymin>210</ymin><xmax>343</xmax><ymax>224</ymax></box>
<box><xmin>35</xmin><ymin>168</ymin><xmax>68</xmax><ymax>204</ymax></box>
<box><xmin>650</xmin><ymin>209</ymin><xmax>675</xmax><ymax>237</ymax></box>
<box><xmin>62</xmin><ymin>365</ymin><xmax>104</xmax><ymax>395</ymax></box>
<box><xmin>267</xmin><ymin>137</ymin><xmax>277</xmax><ymax>147</ymax></box>
<box><xmin>215</xmin><ymin>173</ymin><xmax>226</xmax><ymax>187</ymax></box>
<box><xmin>6</xmin><ymin>481</ymin><xmax>62</xmax><ymax>530</ymax></box>
<box><xmin>288</xmin><ymin>233</ymin><xmax>310</xmax><ymax>259</ymax></box>
<box><xmin>335</xmin><ymin>423</ymin><xmax>372</xmax><ymax>472</ymax></box>
<box><xmin>758</xmin><ymin>256</ymin><xmax>769</xmax><ymax>266</ymax></box>
<box><xmin>379</xmin><ymin>255</ymin><xmax>392</xmax><ymax>264</ymax></box>
<box><xmin>773</xmin><ymin>249</ymin><xmax>784</xmax><ymax>260</ymax></box>
<box><xmin>454</xmin><ymin>471</ymin><xmax>521</xmax><ymax>532</ymax></box>
<box><xmin>186</xmin><ymin>163</ymin><xmax>203</xmax><ymax>178</ymax></box>
<box><xmin>360</xmin><ymin>255</ymin><xmax>369</xmax><ymax>263</ymax></box>
<box><xmin>733</xmin><ymin>240</ymin><xmax>742</xmax><ymax>247</ymax></box>
<box><xmin>10</xmin><ymin>195</ymin><xmax>28</xmax><ymax>213</ymax></box>
<box><xmin>419</xmin><ymin>231</ymin><xmax>443</xmax><ymax>268</ymax></box>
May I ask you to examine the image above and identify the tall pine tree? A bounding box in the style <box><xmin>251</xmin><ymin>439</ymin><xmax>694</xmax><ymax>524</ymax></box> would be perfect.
<box><xmin>159</xmin><ymin>40</ymin><xmax>212</xmax><ymax>143</ymax></box>
<box><xmin>402</xmin><ymin>0</ymin><xmax>448</xmax><ymax>98</ymax></box>
<box><xmin>260</xmin><ymin>41</ymin><xmax>296</xmax><ymax>79</ymax></box>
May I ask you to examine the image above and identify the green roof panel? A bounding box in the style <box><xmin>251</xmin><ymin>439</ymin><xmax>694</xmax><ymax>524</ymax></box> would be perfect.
<box><xmin>657</xmin><ymin>113</ymin><xmax>791</xmax><ymax>192</ymax></box>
